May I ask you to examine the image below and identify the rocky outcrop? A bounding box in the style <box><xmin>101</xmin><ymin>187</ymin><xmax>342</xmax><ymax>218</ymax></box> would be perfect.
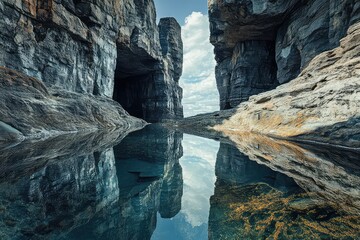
<box><xmin>0</xmin><ymin>67</ymin><xmax>145</xmax><ymax>141</ymax></box>
<box><xmin>0</xmin><ymin>0</ymin><xmax>183</xmax><ymax>123</ymax></box>
<box><xmin>214</xmin><ymin>23</ymin><xmax>360</xmax><ymax>148</ymax></box>
<box><xmin>209</xmin><ymin>0</ymin><xmax>360</xmax><ymax>109</ymax></box>
<box><xmin>114</xmin><ymin>4</ymin><xmax>184</xmax><ymax>121</ymax></box>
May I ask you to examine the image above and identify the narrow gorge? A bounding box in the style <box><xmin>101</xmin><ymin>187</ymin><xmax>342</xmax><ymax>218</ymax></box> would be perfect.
<box><xmin>0</xmin><ymin>0</ymin><xmax>359</xmax><ymax>239</ymax></box>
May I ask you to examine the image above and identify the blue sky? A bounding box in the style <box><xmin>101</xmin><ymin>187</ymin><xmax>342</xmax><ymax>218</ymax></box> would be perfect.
<box><xmin>154</xmin><ymin>0</ymin><xmax>219</xmax><ymax>117</ymax></box>
<box><xmin>154</xmin><ymin>0</ymin><xmax>208</xmax><ymax>24</ymax></box>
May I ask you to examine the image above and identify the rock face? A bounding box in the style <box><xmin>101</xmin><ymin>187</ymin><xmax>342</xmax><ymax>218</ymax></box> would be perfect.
<box><xmin>0</xmin><ymin>0</ymin><xmax>183</xmax><ymax>123</ymax></box>
<box><xmin>214</xmin><ymin>23</ymin><xmax>360</xmax><ymax>148</ymax></box>
<box><xmin>114</xmin><ymin>16</ymin><xmax>183</xmax><ymax>122</ymax></box>
<box><xmin>0</xmin><ymin>67</ymin><xmax>145</xmax><ymax>141</ymax></box>
<box><xmin>209</xmin><ymin>0</ymin><xmax>360</xmax><ymax>109</ymax></box>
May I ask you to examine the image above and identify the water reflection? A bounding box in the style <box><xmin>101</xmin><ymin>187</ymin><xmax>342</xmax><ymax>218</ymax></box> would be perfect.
<box><xmin>152</xmin><ymin>135</ymin><xmax>219</xmax><ymax>240</ymax></box>
<box><xmin>209</xmin><ymin>135</ymin><xmax>360</xmax><ymax>239</ymax></box>
<box><xmin>0</xmin><ymin>130</ymin><xmax>128</xmax><ymax>240</ymax></box>
<box><xmin>69</xmin><ymin>125</ymin><xmax>185</xmax><ymax>239</ymax></box>
<box><xmin>0</xmin><ymin>125</ymin><xmax>359</xmax><ymax>239</ymax></box>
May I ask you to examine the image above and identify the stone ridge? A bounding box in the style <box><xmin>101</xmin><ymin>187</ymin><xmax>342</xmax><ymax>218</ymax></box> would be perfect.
<box><xmin>209</xmin><ymin>0</ymin><xmax>360</xmax><ymax>110</ymax></box>
<box><xmin>0</xmin><ymin>0</ymin><xmax>183</xmax><ymax>122</ymax></box>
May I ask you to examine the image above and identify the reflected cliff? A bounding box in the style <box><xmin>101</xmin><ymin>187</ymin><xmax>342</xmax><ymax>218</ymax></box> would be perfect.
<box><xmin>152</xmin><ymin>134</ymin><xmax>219</xmax><ymax>240</ymax></box>
<box><xmin>0</xmin><ymin>130</ymin><xmax>128</xmax><ymax>239</ymax></box>
<box><xmin>0</xmin><ymin>125</ymin><xmax>184</xmax><ymax>240</ymax></box>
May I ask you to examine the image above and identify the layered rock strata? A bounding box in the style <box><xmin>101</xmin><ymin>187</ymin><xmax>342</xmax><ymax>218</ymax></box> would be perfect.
<box><xmin>0</xmin><ymin>0</ymin><xmax>183</xmax><ymax>123</ymax></box>
<box><xmin>214</xmin><ymin>23</ymin><xmax>360</xmax><ymax>148</ymax></box>
<box><xmin>0</xmin><ymin>67</ymin><xmax>145</xmax><ymax>141</ymax></box>
<box><xmin>209</xmin><ymin>0</ymin><xmax>360</xmax><ymax>109</ymax></box>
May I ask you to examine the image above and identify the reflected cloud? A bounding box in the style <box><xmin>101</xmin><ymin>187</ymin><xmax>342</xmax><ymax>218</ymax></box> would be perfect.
<box><xmin>179</xmin><ymin>135</ymin><xmax>219</xmax><ymax>227</ymax></box>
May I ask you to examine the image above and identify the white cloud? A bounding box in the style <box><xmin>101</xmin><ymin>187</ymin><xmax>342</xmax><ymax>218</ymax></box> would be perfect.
<box><xmin>180</xmin><ymin>12</ymin><xmax>219</xmax><ymax>117</ymax></box>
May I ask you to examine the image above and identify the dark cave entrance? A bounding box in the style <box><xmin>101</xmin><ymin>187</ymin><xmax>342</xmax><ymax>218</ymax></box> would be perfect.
<box><xmin>113</xmin><ymin>46</ymin><xmax>158</xmax><ymax>121</ymax></box>
<box><xmin>113</xmin><ymin>73</ymin><xmax>150</xmax><ymax>120</ymax></box>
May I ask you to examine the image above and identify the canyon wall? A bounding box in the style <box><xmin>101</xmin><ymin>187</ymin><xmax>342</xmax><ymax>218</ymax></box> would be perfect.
<box><xmin>0</xmin><ymin>0</ymin><xmax>183</xmax><ymax>122</ymax></box>
<box><xmin>209</xmin><ymin>0</ymin><xmax>360</xmax><ymax>109</ymax></box>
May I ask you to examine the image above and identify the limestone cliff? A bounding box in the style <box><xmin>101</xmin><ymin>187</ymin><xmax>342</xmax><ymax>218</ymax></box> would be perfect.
<box><xmin>0</xmin><ymin>0</ymin><xmax>183</xmax><ymax>124</ymax></box>
<box><xmin>209</xmin><ymin>0</ymin><xmax>360</xmax><ymax>109</ymax></box>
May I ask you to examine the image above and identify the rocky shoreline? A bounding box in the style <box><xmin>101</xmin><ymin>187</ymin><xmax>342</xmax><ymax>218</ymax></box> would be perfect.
<box><xmin>176</xmin><ymin>22</ymin><xmax>360</xmax><ymax>150</ymax></box>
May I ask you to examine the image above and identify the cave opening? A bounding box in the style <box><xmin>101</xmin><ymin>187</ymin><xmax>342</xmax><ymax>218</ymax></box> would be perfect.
<box><xmin>113</xmin><ymin>72</ymin><xmax>149</xmax><ymax>120</ymax></box>
<box><xmin>113</xmin><ymin>46</ymin><xmax>158</xmax><ymax>121</ymax></box>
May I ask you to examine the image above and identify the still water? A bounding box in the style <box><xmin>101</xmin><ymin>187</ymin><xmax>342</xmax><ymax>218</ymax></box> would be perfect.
<box><xmin>0</xmin><ymin>125</ymin><xmax>359</xmax><ymax>239</ymax></box>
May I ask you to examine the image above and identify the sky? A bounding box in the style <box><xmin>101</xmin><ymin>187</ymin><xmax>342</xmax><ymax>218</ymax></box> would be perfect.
<box><xmin>154</xmin><ymin>0</ymin><xmax>219</xmax><ymax>117</ymax></box>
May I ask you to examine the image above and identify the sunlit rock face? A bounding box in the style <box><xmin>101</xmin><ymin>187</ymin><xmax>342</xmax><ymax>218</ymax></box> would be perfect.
<box><xmin>0</xmin><ymin>0</ymin><xmax>183</xmax><ymax>123</ymax></box>
<box><xmin>209</xmin><ymin>0</ymin><xmax>360</xmax><ymax>109</ymax></box>
<box><xmin>213</xmin><ymin>22</ymin><xmax>360</xmax><ymax>148</ymax></box>
<box><xmin>208</xmin><ymin>136</ymin><xmax>360</xmax><ymax>239</ymax></box>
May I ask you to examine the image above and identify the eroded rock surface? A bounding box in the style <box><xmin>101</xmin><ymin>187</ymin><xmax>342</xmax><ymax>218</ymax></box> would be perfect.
<box><xmin>0</xmin><ymin>67</ymin><xmax>145</xmax><ymax>141</ymax></box>
<box><xmin>214</xmin><ymin>23</ymin><xmax>360</xmax><ymax>148</ymax></box>
<box><xmin>209</xmin><ymin>0</ymin><xmax>360</xmax><ymax>109</ymax></box>
<box><xmin>0</xmin><ymin>0</ymin><xmax>183</xmax><ymax>123</ymax></box>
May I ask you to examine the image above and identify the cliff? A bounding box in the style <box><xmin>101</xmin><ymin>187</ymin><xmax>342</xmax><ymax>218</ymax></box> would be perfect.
<box><xmin>177</xmin><ymin>21</ymin><xmax>360</xmax><ymax>148</ymax></box>
<box><xmin>209</xmin><ymin>0</ymin><xmax>360</xmax><ymax>109</ymax></box>
<box><xmin>214</xmin><ymin>23</ymin><xmax>360</xmax><ymax>148</ymax></box>
<box><xmin>0</xmin><ymin>0</ymin><xmax>183</xmax><ymax>130</ymax></box>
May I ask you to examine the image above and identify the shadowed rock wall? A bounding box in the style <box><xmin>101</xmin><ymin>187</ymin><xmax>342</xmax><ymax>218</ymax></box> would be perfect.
<box><xmin>209</xmin><ymin>0</ymin><xmax>360</xmax><ymax>109</ymax></box>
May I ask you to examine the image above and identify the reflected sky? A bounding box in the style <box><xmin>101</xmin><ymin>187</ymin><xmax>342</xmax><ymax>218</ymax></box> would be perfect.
<box><xmin>152</xmin><ymin>134</ymin><xmax>219</xmax><ymax>240</ymax></box>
